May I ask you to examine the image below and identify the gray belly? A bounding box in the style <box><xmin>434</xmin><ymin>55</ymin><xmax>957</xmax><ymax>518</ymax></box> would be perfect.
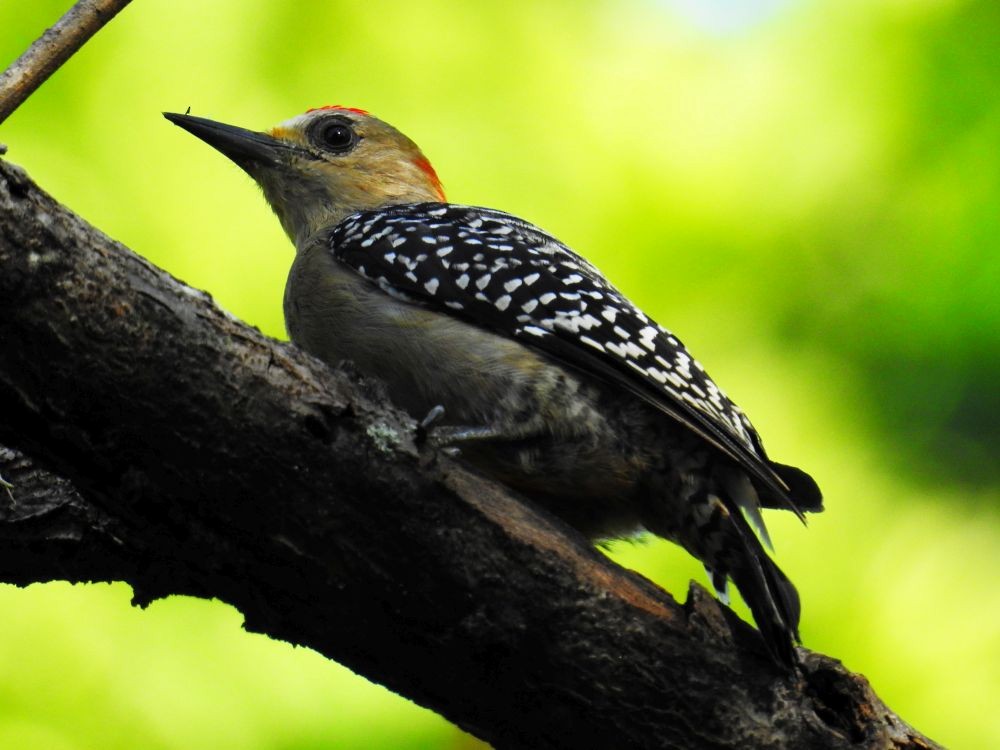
<box><xmin>285</xmin><ymin>242</ymin><xmax>667</xmax><ymax>538</ymax></box>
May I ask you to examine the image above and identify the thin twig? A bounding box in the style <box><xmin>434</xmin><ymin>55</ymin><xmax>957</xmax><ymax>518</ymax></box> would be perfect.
<box><xmin>0</xmin><ymin>0</ymin><xmax>134</xmax><ymax>127</ymax></box>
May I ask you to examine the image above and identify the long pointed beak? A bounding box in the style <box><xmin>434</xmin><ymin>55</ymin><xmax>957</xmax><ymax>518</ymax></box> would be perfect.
<box><xmin>163</xmin><ymin>112</ymin><xmax>290</xmax><ymax>169</ymax></box>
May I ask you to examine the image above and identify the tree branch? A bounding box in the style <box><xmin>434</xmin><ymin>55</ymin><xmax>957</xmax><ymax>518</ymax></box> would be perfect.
<box><xmin>0</xmin><ymin>0</ymin><xmax>134</xmax><ymax>129</ymax></box>
<box><xmin>0</xmin><ymin>157</ymin><xmax>938</xmax><ymax>750</ymax></box>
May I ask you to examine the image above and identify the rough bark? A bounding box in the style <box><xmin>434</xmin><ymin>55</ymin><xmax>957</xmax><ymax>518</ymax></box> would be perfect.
<box><xmin>0</xmin><ymin>157</ymin><xmax>938</xmax><ymax>750</ymax></box>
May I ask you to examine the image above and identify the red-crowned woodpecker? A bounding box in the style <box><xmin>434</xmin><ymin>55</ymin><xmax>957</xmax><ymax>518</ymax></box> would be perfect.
<box><xmin>165</xmin><ymin>106</ymin><xmax>822</xmax><ymax>668</ymax></box>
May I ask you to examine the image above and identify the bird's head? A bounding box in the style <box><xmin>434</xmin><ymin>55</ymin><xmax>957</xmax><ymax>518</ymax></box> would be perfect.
<box><xmin>165</xmin><ymin>106</ymin><xmax>445</xmax><ymax>247</ymax></box>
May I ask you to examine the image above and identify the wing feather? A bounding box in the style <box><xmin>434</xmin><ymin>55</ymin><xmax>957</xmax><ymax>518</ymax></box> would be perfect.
<box><xmin>330</xmin><ymin>203</ymin><xmax>806</xmax><ymax>514</ymax></box>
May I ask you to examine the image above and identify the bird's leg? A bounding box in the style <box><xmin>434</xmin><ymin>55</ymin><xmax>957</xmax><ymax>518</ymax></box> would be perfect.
<box><xmin>415</xmin><ymin>404</ymin><xmax>547</xmax><ymax>456</ymax></box>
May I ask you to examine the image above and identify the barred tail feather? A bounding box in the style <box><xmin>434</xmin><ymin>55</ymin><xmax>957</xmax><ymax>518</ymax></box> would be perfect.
<box><xmin>655</xmin><ymin>471</ymin><xmax>804</xmax><ymax>667</ymax></box>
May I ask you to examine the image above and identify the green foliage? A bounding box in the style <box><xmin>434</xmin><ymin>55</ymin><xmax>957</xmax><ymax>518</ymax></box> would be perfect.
<box><xmin>0</xmin><ymin>0</ymin><xmax>997</xmax><ymax>747</ymax></box>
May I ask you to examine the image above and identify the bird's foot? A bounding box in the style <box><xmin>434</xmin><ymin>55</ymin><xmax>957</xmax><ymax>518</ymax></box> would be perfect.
<box><xmin>416</xmin><ymin>404</ymin><xmax>446</xmax><ymax>446</ymax></box>
<box><xmin>417</xmin><ymin>405</ymin><xmax>462</xmax><ymax>455</ymax></box>
<box><xmin>416</xmin><ymin>406</ymin><xmax>512</xmax><ymax>457</ymax></box>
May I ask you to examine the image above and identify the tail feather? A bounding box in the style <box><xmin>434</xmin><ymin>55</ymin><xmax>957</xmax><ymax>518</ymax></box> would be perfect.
<box><xmin>703</xmin><ymin>564</ymin><xmax>730</xmax><ymax>606</ymax></box>
<box><xmin>729</xmin><ymin>535</ymin><xmax>800</xmax><ymax>664</ymax></box>
<box><xmin>711</xmin><ymin>492</ymin><xmax>802</xmax><ymax>668</ymax></box>
<box><xmin>722</xmin><ymin>469</ymin><xmax>773</xmax><ymax>551</ymax></box>
<box><xmin>659</xmin><ymin>463</ymin><xmax>807</xmax><ymax>668</ymax></box>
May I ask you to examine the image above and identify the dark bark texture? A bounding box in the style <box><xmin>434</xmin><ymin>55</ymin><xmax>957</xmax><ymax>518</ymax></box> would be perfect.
<box><xmin>0</xmin><ymin>157</ymin><xmax>939</xmax><ymax>750</ymax></box>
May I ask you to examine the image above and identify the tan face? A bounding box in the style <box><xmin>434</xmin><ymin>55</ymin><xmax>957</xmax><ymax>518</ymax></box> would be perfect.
<box><xmin>251</xmin><ymin>107</ymin><xmax>445</xmax><ymax>246</ymax></box>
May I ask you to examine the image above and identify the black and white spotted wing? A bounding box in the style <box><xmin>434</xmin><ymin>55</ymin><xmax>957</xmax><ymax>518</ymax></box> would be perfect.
<box><xmin>330</xmin><ymin>202</ymin><xmax>799</xmax><ymax>510</ymax></box>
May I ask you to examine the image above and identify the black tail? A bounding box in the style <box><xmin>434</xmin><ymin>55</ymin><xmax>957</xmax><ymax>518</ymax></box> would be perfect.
<box><xmin>717</xmin><ymin>499</ymin><xmax>802</xmax><ymax>668</ymax></box>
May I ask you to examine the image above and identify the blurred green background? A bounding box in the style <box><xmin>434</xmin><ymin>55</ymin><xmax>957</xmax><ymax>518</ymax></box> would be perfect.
<box><xmin>1</xmin><ymin>0</ymin><xmax>997</xmax><ymax>747</ymax></box>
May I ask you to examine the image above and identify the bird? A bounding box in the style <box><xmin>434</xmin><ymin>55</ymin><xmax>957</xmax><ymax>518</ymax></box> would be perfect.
<box><xmin>165</xmin><ymin>105</ymin><xmax>822</xmax><ymax>668</ymax></box>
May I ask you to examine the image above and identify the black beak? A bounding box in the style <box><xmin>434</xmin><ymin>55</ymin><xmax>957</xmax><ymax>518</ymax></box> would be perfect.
<box><xmin>164</xmin><ymin>112</ymin><xmax>290</xmax><ymax>169</ymax></box>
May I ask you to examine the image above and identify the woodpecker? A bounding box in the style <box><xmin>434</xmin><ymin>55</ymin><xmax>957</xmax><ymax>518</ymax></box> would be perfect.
<box><xmin>165</xmin><ymin>106</ymin><xmax>822</xmax><ymax>668</ymax></box>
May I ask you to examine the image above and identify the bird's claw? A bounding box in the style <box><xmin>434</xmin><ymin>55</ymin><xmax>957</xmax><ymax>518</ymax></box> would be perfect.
<box><xmin>415</xmin><ymin>406</ymin><xmax>466</xmax><ymax>457</ymax></box>
<box><xmin>0</xmin><ymin>473</ymin><xmax>14</xmax><ymax>505</ymax></box>
<box><xmin>416</xmin><ymin>404</ymin><xmax>446</xmax><ymax>446</ymax></box>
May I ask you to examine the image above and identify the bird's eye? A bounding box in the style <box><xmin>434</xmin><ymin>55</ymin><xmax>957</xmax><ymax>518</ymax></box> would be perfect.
<box><xmin>314</xmin><ymin>120</ymin><xmax>357</xmax><ymax>153</ymax></box>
